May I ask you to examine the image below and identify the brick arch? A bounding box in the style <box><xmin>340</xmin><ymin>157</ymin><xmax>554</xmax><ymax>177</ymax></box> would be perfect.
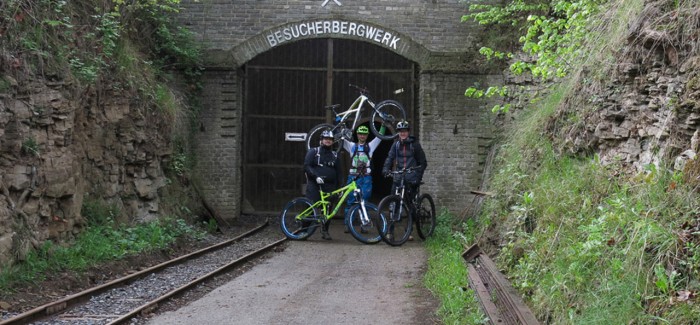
<box><xmin>228</xmin><ymin>19</ymin><xmax>430</xmax><ymax>67</ymax></box>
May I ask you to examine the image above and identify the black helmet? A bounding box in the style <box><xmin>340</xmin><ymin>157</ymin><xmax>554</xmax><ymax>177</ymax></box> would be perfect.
<box><xmin>321</xmin><ymin>130</ymin><xmax>334</xmax><ymax>139</ymax></box>
<box><xmin>396</xmin><ymin>120</ymin><xmax>410</xmax><ymax>130</ymax></box>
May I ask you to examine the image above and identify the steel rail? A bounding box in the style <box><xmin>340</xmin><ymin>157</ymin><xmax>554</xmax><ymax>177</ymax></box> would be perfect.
<box><xmin>462</xmin><ymin>244</ymin><xmax>540</xmax><ymax>325</ymax></box>
<box><xmin>0</xmin><ymin>220</ymin><xmax>274</xmax><ymax>325</ymax></box>
<box><xmin>107</xmin><ymin>237</ymin><xmax>287</xmax><ymax>324</ymax></box>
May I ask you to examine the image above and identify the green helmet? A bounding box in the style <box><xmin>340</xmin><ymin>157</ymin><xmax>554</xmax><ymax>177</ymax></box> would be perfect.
<box><xmin>357</xmin><ymin>125</ymin><xmax>370</xmax><ymax>134</ymax></box>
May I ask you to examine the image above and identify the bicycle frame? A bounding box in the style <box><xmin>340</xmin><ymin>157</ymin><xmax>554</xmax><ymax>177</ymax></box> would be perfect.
<box><xmin>295</xmin><ymin>179</ymin><xmax>369</xmax><ymax>224</ymax></box>
<box><xmin>334</xmin><ymin>94</ymin><xmax>376</xmax><ymax>133</ymax></box>
<box><xmin>389</xmin><ymin>167</ymin><xmax>421</xmax><ymax>220</ymax></box>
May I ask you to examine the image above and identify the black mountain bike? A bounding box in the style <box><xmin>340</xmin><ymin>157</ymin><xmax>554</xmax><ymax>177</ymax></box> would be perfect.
<box><xmin>376</xmin><ymin>167</ymin><xmax>436</xmax><ymax>246</ymax></box>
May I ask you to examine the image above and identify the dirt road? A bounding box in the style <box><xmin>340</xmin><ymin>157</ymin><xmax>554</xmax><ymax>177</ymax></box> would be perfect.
<box><xmin>146</xmin><ymin>224</ymin><xmax>440</xmax><ymax>324</ymax></box>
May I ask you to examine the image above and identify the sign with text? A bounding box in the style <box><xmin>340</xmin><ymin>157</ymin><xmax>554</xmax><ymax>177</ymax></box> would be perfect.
<box><xmin>266</xmin><ymin>20</ymin><xmax>401</xmax><ymax>50</ymax></box>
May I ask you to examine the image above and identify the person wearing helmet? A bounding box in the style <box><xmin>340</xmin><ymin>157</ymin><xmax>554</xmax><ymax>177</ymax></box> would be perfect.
<box><xmin>341</xmin><ymin>124</ymin><xmax>386</xmax><ymax>233</ymax></box>
<box><xmin>303</xmin><ymin>129</ymin><xmax>342</xmax><ymax>240</ymax></box>
<box><xmin>383</xmin><ymin>121</ymin><xmax>426</xmax><ymax>183</ymax></box>
<box><xmin>382</xmin><ymin>120</ymin><xmax>428</xmax><ymax>239</ymax></box>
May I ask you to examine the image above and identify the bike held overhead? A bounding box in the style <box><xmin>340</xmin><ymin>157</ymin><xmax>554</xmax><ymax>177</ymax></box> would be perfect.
<box><xmin>341</xmin><ymin>124</ymin><xmax>385</xmax><ymax>230</ymax></box>
<box><xmin>305</xmin><ymin>84</ymin><xmax>406</xmax><ymax>154</ymax></box>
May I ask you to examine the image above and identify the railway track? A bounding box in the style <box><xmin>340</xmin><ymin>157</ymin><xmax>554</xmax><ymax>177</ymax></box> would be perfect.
<box><xmin>0</xmin><ymin>221</ymin><xmax>286</xmax><ymax>325</ymax></box>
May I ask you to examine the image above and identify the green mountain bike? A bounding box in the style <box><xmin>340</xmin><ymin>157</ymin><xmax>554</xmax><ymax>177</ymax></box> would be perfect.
<box><xmin>280</xmin><ymin>176</ymin><xmax>387</xmax><ymax>244</ymax></box>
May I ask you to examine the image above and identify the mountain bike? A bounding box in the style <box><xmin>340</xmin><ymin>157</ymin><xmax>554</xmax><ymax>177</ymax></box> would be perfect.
<box><xmin>280</xmin><ymin>175</ymin><xmax>387</xmax><ymax>244</ymax></box>
<box><xmin>305</xmin><ymin>84</ymin><xmax>406</xmax><ymax>154</ymax></box>
<box><xmin>376</xmin><ymin>166</ymin><xmax>436</xmax><ymax>246</ymax></box>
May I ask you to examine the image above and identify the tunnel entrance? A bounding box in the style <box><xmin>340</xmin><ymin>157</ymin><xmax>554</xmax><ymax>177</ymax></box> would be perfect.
<box><xmin>242</xmin><ymin>38</ymin><xmax>417</xmax><ymax>213</ymax></box>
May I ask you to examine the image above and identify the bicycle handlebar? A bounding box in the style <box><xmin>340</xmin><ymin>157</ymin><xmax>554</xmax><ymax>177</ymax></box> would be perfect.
<box><xmin>387</xmin><ymin>166</ymin><xmax>422</xmax><ymax>176</ymax></box>
<box><xmin>348</xmin><ymin>84</ymin><xmax>369</xmax><ymax>95</ymax></box>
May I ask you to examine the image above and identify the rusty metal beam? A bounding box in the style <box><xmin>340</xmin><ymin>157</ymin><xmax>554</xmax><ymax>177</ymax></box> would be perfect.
<box><xmin>463</xmin><ymin>244</ymin><xmax>540</xmax><ymax>325</ymax></box>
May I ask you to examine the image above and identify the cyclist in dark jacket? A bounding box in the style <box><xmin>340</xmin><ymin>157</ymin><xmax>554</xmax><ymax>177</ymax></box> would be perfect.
<box><xmin>303</xmin><ymin>130</ymin><xmax>342</xmax><ymax>240</ymax></box>
<box><xmin>382</xmin><ymin>120</ymin><xmax>427</xmax><ymax>196</ymax></box>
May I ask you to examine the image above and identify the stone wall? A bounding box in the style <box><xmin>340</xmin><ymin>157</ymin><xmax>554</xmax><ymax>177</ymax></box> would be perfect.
<box><xmin>193</xmin><ymin>70</ymin><xmax>242</xmax><ymax>219</ymax></box>
<box><xmin>178</xmin><ymin>0</ymin><xmax>489</xmax><ymax>54</ymax></box>
<box><xmin>175</xmin><ymin>0</ymin><xmax>503</xmax><ymax>216</ymax></box>
<box><xmin>543</xmin><ymin>3</ymin><xmax>700</xmax><ymax>175</ymax></box>
<box><xmin>419</xmin><ymin>72</ymin><xmax>499</xmax><ymax>212</ymax></box>
<box><xmin>0</xmin><ymin>74</ymin><xmax>173</xmax><ymax>266</ymax></box>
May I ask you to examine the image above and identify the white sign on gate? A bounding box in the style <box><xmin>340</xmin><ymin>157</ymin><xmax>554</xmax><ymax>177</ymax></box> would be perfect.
<box><xmin>285</xmin><ymin>133</ymin><xmax>307</xmax><ymax>142</ymax></box>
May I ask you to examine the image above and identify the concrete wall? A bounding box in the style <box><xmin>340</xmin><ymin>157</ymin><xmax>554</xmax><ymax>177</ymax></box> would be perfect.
<box><xmin>176</xmin><ymin>0</ymin><xmax>501</xmax><ymax>218</ymax></box>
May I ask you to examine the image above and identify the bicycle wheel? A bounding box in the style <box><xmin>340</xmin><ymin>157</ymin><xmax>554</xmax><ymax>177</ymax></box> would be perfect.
<box><xmin>376</xmin><ymin>195</ymin><xmax>412</xmax><ymax>246</ymax></box>
<box><xmin>346</xmin><ymin>202</ymin><xmax>386</xmax><ymax>244</ymax></box>
<box><xmin>371</xmin><ymin>100</ymin><xmax>406</xmax><ymax>140</ymax></box>
<box><xmin>306</xmin><ymin>123</ymin><xmax>343</xmax><ymax>154</ymax></box>
<box><xmin>280</xmin><ymin>197</ymin><xmax>320</xmax><ymax>240</ymax></box>
<box><xmin>415</xmin><ymin>193</ymin><xmax>436</xmax><ymax>239</ymax></box>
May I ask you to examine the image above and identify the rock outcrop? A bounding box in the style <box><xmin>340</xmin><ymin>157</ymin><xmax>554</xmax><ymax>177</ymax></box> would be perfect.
<box><xmin>0</xmin><ymin>70</ymin><xmax>173</xmax><ymax>265</ymax></box>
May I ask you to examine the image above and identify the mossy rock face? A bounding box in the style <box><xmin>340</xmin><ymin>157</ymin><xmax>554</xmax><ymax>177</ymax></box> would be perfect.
<box><xmin>687</xmin><ymin>75</ymin><xmax>700</xmax><ymax>92</ymax></box>
<box><xmin>684</xmin><ymin>158</ymin><xmax>700</xmax><ymax>189</ymax></box>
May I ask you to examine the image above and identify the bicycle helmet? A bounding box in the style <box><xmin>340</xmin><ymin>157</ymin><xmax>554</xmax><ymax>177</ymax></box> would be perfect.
<box><xmin>321</xmin><ymin>130</ymin><xmax>334</xmax><ymax>139</ymax></box>
<box><xmin>396</xmin><ymin>120</ymin><xmax>410</xmax><ymax>130</ymax></box>
<box><xmin>357</xmin><ymin>125</ymin><xmax>369</xmax><ymax>134</ymax></box>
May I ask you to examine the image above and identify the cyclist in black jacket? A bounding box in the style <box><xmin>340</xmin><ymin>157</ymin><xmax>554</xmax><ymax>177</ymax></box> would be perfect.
<box><xmin>303</xmin><ymin>130</ymin><xmax>342</xmax><ymax>240</ymax></box>
<box><xmin>382</xmin><ymin>120</ymin><xmax>427</xmax><ymax>198</ymax></box>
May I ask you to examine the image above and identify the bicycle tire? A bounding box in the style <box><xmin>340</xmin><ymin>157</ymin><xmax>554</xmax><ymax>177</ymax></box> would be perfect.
<box><xmin>371</xmin><ymin>100</ymin><xmax>406</xmax><ymax>140</ymax></box>
<box><xmin>376</xmin><ymin>195</ymin><xmax>412</xmax><ymax>246</ymax></box>
<box><xmin>346</xmin><ymin>203</ymin><xmax>386</xmax><ymax>244</ymax></box>
<box><xmin>306</xmin><ymin>123</ymin><xmax>343</xmax><ymax>154</ymax></box>
<box><xmin>280</xmin><ymin>197</ymin><xmax>319</xmax><ymax>240</ymax></box>
<box><xmin>415</xmin><ymin>193</ymin><xmax>436</xmax><ymax>239</ymax></box>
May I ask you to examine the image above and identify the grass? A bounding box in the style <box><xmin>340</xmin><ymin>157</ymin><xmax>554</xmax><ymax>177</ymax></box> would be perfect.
<box><xmin>470</xmin><ymin>83</ymin><xmax>700</xmax><ymax>323</ymax></box>
<box><xmin>0</xmin><ymin>217</ymin><xmax>206</xmax><ymax>294</ymax></box>
<box><xmin>433</xmin><ymin>0</ymin><xmax>700</xmax><ymax>315</ymax></box>
<box><xmin>424</xmin><ymin>211</ymin><xmax>486</xmax><ymax>324</ymax></box>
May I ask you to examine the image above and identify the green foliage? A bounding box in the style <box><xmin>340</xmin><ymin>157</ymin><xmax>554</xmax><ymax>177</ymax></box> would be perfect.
<box><xmin>0</xmin><ymin>217</ymin><xmax>205</xmax><ymax>293</ymax></box>
<box><xmin>424</xmin><ymin>211</ymin><xmax>486</xmax><ymax>324</ymax></box>
<box><xmin>81</xmin><ymin>197</ymin><xmax>121</xmax><ymax>227</ymax></box>
<box><xmin>464</xmin><ymin>84</ymin><xmax>511</xmax><ymax>113</ymax></box>
<box><xmin>21</xmin><ymin>137</ymin><xmax>39</xmax><ymax>156</ymax></box>
<box><xmin>462</xmin><ymin>0</ymin><xmax>606</xmax><ymax>108</ymax></box>
<box><xmin>0</xmin><ymin>0</ymin><xmax>202</xmax><ymax>101</ymax></box>
<box><xmin>477</xmin><ymin>83</ymin><xmax>700</xmax><ymax>323</ymax></box>
<box><xmin>169</xmin><ymin>137</ymin><xmax>191</xmax><ymax>176</ymax></box>
<box><xmin>205</xmin><ymin>218</ymin><xmax>218</xmax><ymax>233</ymax></box>
<box><xmin>463</xmin><ymin>0</ymin><xmax>550</xmax><ymax>27</ymax></box>
<box><xmin>0</xmin><ymin>77</ymin><xmax>11</xmax><ymax>91</ymax></box>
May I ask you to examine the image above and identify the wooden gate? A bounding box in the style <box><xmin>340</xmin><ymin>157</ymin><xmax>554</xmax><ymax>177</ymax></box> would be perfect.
<box><xmin>243</xmin><ymin>38</ymin><xmax>416</xmax><ymax>214</ymax></box>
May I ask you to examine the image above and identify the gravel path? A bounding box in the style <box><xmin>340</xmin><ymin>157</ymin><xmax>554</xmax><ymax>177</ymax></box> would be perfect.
<box><xmin>144</xmin><ymin>223</ymin><xmax>440</xmax><ymax>325</ymax></box>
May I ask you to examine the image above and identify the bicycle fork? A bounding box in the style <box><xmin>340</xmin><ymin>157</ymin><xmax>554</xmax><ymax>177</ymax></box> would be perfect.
<box><xmin>356</xmin><ymin>189</ymin><xmax>371</xmax><ymax>226</ymax></box>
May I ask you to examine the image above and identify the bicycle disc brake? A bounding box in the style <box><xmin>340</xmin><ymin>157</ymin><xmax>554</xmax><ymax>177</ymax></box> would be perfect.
<box><xmin>340</xmin><ymin>127</ymin><xmax>353</xmax><ymax>141</ymax></box>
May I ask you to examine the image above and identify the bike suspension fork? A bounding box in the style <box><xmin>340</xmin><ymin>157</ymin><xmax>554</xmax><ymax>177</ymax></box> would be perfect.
<box><xmin>355</xmin><ymin>189</ymin><xmax>370</xmax><ymax>225</ymax></box>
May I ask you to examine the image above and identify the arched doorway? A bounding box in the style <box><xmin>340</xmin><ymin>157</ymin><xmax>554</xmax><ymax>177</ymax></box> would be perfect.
<box><xmin>242</xmin><ymin>38</ymin><xmax>417</xmax><ymax>213</ymax></box>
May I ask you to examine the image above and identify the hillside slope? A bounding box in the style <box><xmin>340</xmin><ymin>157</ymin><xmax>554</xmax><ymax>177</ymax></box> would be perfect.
<box><xmin>476</xmin><ymin>0</ymin><xmax>700</xmax><ymax>323</ymax></box>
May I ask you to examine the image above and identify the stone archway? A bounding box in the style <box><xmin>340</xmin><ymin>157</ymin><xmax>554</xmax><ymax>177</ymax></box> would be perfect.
<box><xmin>203</xmin><ymin>19</ymin><xmax>430</xmax><ymax>70</ymax></box>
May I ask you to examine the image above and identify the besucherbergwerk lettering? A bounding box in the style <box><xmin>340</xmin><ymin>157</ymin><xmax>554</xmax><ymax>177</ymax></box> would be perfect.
<box><xmin>266</xmin><ymin>20</ymin><xmax>401</xmax><ymax>49</ymax></box>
